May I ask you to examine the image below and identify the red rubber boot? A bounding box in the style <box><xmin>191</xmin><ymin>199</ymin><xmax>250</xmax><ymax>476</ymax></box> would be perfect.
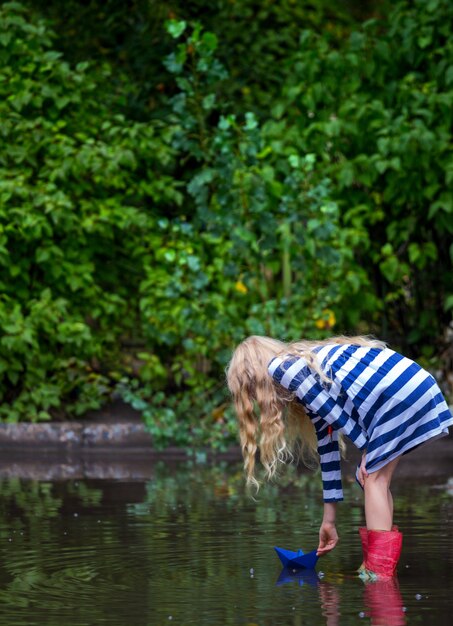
<box><xmin>358</xmin><ymin>526</ymin><xmax>398</xmax><ymax>575</ymax></box>
<box><xmin>363</xmin><ymin>529</ymin><xmax>403</xmax><ymax>581</ymax></box>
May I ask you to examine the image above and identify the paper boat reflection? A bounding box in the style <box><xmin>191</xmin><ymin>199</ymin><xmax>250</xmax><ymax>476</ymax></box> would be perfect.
<box><xmin>275</xmin><ymin>566</ymin><xmax>320</xmax><ymax>587</ymax></box>
<box><xmin>274</xmin><ymin>546</ymin><xmax>319</xmax><ymax>570</ymax></box>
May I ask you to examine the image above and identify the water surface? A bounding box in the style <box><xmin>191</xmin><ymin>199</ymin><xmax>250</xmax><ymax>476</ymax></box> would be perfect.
<box><xmin>0</xmin><ymin>462</ymin><xmax>452</xmax><ymax>625</ymax></box>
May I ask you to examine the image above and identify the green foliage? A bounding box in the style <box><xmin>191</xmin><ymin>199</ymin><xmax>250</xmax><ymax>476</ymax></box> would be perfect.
<box><xmin>0</xmin><ymin>0</ymin><xmax>452</xmax><ymax>443</ymax></box>
<box><xmin>27</xmin><ymin>0</ymin><xmax>389</xmax><ymax>118</ymax></box>
<box><xmin>0</xmin><ymin>2</ymin><xmax>179</xmax><ymax>422</ymax></box>
<box><xmin>111</xmin><ymin>19</ymin><xmax>367</xmax><ymax>447</ymax></box>
<box><xmin>267</xmin><ymin>0</ymin><xmax>453</xmax><ymax>343</ymax></box>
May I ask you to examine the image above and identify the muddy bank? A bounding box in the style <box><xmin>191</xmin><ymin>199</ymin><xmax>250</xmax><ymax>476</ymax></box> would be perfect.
<box><xmin>0</xmin><ymin>423</ymin><xmax>451</xmax><ymax>482</ymax></box>
<box><xmin>0</xmin><ymin>420</ymin><xmax>153</xmax><ymax>450</ymax></box>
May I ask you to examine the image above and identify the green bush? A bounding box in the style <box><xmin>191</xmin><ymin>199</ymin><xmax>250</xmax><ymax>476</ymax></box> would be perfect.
<box><xmin>0</xmin><ymin>1</ymin><xmax>451</xmax><ymax>444</ymax></box>
<box><xmin>0</xmin><ymin>2</ymin><xmax>179</xmax><ymax>422</ymax></box>
<box><xmin>267</xmin><ymin>0</ymin><xmax>453</xmax><ymax>348</ymax></box>
<box><xmin>115</xmin><ymin>20</ymin><xmax>365</xmax><ymax>448</ymax></box>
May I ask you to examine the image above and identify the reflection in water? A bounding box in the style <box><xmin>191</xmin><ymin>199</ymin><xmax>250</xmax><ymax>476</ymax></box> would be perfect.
<box><xmin>319</xmin><ymin>577</ymin><xmax>407</xmax><ymax>626</ymax></box>
<box><xmin>0</xmin><ymin>463</ymin><xmax>451</xmax><ymax>624</ymax></box>
<box><xmin>275</xmin><ymin>571</ymin><xmax>343</xmax><ymax>626</ymax></box>
<box><xmin>277</xmin><ymin>565</ymin><xmax>407</xmax><ymax>626</ymax></box>
<box><xmin>319</xmin><ymin>582</ymin><xmax>341</xmax><ymax>626</ymax></box>
<box><xmin>364</xmin><ymin>577</ymin><xmax>406</xmax><ymax>626</ymax></box>
<box><xmin>275</xmin><ymin>567</ymin><xmax>319</xmax><ymax>587</ymax></box>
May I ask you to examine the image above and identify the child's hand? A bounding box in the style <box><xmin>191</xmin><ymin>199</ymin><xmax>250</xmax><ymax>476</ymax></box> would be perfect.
<box><xmin>317</xmin><ymin>522</ymin><xmax>339</xmax><ymax>556</ymax></box>
<box><xmin>358</xmin><ymin>452</ymin><xmax>369</xmax><ymax>487</ymax></box>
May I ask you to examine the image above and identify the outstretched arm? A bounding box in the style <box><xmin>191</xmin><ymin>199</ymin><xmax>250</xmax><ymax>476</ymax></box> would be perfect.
<box><xmin>317</xmin><ymin>502</ymin><xmax>339</xmax><ymax>556</ymax></box>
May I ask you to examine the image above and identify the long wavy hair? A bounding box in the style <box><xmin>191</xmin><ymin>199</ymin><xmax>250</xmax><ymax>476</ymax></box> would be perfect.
<box><xmin>226</xmin><ymin>334</ymin><xmax>386</xmax><ymax>490</ymax></box>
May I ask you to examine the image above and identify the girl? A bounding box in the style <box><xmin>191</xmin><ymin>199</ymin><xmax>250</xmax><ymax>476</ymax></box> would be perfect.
<box><xmin>226</xmin><ymin>335</ymin><xmax>453</xmax><ymax>580</ymax></box>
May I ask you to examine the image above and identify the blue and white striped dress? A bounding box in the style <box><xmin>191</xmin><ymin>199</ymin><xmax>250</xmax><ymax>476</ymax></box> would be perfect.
<box><xmin>268</xmin><ymin>343</ymin><xmax>453</xmax><ymax>502</ymax></box>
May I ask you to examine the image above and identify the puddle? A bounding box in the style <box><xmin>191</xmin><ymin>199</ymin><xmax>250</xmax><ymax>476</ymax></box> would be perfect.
<box><xmin>0</xmin><ymin>462</ymin><xmax>452</xmax><ymax>624</ymax></box>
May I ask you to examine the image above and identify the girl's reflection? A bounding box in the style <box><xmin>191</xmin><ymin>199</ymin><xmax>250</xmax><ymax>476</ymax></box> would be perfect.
<box><xmin>277</xmin><ymin>569</ymin><xmax>406</xmax><ymax>626</ymax></box>
<box><xmin>319</xmin><ymin>577</ymin><xmax>406</xmax><ymax>626</ymax></box>
<box><xmin>363</xmin><ymin>577</ymin><xmax>406</xmax><ymax>626</ymax></box>
<box><xmin>318</xmin><ymin>581</ymin><xmax>341</xmax><ymax>626</ymax></box>
<box><xmin>319</xmin><ymin>578</ymin><xmax>406</xmax><ymax>626</ymax></box>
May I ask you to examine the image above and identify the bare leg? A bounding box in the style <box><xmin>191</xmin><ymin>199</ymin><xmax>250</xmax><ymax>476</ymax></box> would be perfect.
<box><xmin>364</xmin><ymin>457</ymin><xmax>400</xmax><ymax>530</ymax></box>
<box><xmin>387</xmin><ymin>489</ymin><xmax>394</xmax><ymax>522</ymax></box>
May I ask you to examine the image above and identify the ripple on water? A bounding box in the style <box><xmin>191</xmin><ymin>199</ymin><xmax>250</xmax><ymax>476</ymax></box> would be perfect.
<box><xmin>0</xmin><ymin>469</ymin><xmax>451</xmax><ymax>625</ymax></box>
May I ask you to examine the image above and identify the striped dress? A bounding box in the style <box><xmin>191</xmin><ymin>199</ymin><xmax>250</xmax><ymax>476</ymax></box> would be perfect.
<box><xmin>268</xmin><ymin>343</ymin><xmax>453</xmax><ymax>502</ymax></box>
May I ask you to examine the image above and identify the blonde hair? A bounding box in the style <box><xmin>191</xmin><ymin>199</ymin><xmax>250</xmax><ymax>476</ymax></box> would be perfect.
<box><xmin>226</xmin><ymin>334</ymin><xmax>386</xmax><ymax>490</ymax></box>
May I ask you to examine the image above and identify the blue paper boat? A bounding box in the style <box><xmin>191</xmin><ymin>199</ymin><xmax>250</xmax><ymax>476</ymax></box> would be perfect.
<box><xmin>275</xmin><ymin>567</ymin><xmax>320</xmax><ymax>587</ymax></box>
<box><xmin>274</xmin><ymin>546</ymin><xmax>319</xmax><ymax>570</ymax></box>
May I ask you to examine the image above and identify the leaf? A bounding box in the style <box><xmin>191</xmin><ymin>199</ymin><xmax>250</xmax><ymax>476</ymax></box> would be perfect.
<box><xmin>381</xmin><ymin>243</ymin><xmax>393</xmax><ymax>256</ymax></box>
<box><xmin>201</xmin><ymin>32</ymin><xmax>218</xmax><ymax>52</ymax></box>
<box><xmin>244</xmin><ymin>112</ymin><xmax>258</xmax><ymax>131</ymax></box>
<box><xmin>375</xmin><ymin>160</ymin><xmax>388</xmax><ymax>174</ymax></box>
<box><xmin>444</xmin><ymin>295</ymin><xmax>453</xmax><ymax>311</ymax></box>
<box><xmin>218</xmin><ymin>115</ymin><xmax>234</xmax><ymax>130</ymax></box>
<box><xmin>446</xmin><ymin>65</ymin><xmax>453</xmax><ymax>87</ymax></box>
<box><xmin>166</xmin><ymin>20</ymin><xmax>187</xmax><ymax>39</ymax></box>
<box><xmin>0</xmin><ymin>33</ymin><xmax>12</xmax><ymax>46</ymax></box>
<box><xmin>202</xmin><ymin>94</ymin><xmax>216</xmax><ymax>110</ymax></box>
<box><xmin>408</xmin><ymin>243</ymin><xmax>420</xmax><ymax>264</ymax></box>
<box><xmin>380</xmin><ymin>256</ymin><xmax>399</xmax><ymax>283</ymax></box>
<box><xmin>187</xmin><ymin>169</ymin><xmax>215</xmax><ymax>196</ymax></box>
<box><xmin>337</xmin><ymin>163</ymin><xmax>354</xmax><ymax>187</ymax></box>
<box><xmin>428</xmin><ymin>194</ymin><xmax>453</xmax><ymax>219</ymax></box>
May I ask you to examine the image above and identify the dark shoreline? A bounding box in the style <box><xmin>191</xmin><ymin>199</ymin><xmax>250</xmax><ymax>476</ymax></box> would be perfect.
<box><xmin>0</xmin><ymin>420</ymin><xmax>451</xmax><ymax>482</ymax></box>
<box><xmin>0</xmin><ymin>420</ymin><xmax>241</xmax><ymax>457</ymax></box>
